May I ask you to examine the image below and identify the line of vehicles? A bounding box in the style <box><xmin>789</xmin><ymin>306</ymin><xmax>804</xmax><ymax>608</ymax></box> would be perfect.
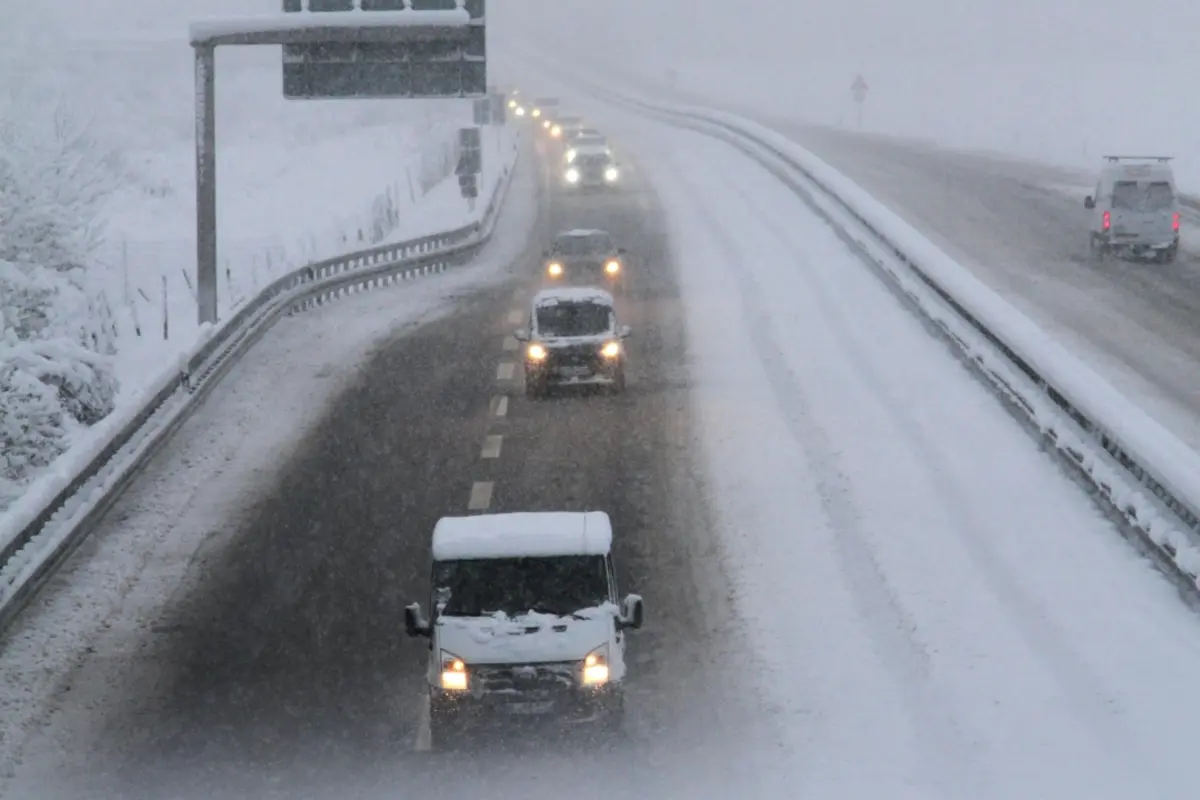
<box><xmin>400</xmin><ymin>90</ymin><xmax>644</xmax><ymax>749</ymax></box>
<box><xmin>508</xmin><ymin>91</ymin><xmax>623</xmax><ymax>191</ymax></box>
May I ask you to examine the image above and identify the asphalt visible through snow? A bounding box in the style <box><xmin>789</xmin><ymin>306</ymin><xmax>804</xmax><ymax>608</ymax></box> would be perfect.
<box><xmin>1</xmin><ymin>135</ymin><xmax>751</xmax><ymax>800</ymax></box>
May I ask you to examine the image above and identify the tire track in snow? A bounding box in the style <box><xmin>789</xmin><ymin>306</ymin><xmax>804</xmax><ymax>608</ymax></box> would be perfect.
<box><xmin>651</xmin><ymin>136</ymin><xmax>985</xmax><ymax>796</ymax></box>
<box><xmin>702</xmin><ymin>135</ymin><xmax>1171</xmax><ymax>791</ymax></box>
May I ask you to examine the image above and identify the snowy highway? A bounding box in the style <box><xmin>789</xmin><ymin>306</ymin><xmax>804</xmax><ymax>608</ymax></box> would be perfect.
<box><xmin>6</xmin><ymin>90</ymin><xmax>1200</xmax><ymax>799</ymax></box>
<box><xmin>780</xmin><ymin>124</ymin><xmax>1200</xmax><ymax>454</ymax></box>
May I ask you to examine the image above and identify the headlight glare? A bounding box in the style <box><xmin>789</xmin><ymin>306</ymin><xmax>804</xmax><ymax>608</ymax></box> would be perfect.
<box><xmin>547</xmin><ymin>262</ymin><xmax>563</xmax><ymax>276</ymax></box>
<box><xmin>440</xmin><ymin>652</ymin><xmax>468</xmax><ymax>691</ymax></box>
<box><xmin>604</xmin><ymin>260</ymin><xmax>620</xmax><ymax>274</ymax></box>
<box><xmin>600</xmin><ymin>340</ymin><xmax>621</xmax><ymax>359</ymax></box>
<box><xmin>565</xmin><ymin>168</ymin><xmax>580</xmax><ymax>183</ymax></box>
<box><xmin>604</xmin><ymin>166</ymin><xmax>619</xmax><ymax>182</ymax></box>
<box><xmin>532</xmin><ymin>108</ymin><xmax>541</xmax><ymax>118</ymax></box>
<box><xmin>565</xmin><ymin>149</ymin><xmax>578</xmax><ymax>163</ymax></box>
<box><xmin>527</xmin><ymin>343</ymin><xmax>548</xmax><ymax>361</ymax></box>
<box><xmin>551</xmin><ymin>125</ymin><xmax>562</xmax><ymax>137</ymax></box>
<box><xmin>581</xmin><ymin>646</ymin><xmax>610</xmax><ymax>685</ymax></box>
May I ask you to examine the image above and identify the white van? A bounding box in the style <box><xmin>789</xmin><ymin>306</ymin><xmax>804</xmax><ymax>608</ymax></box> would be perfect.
<box><xmin>1084</xmin><ymin>155</ymin><xmax>1180</xmax><ymax>263</ymax></box>
<box><xmin>404</xmin><ymin>511</ymin><xmax>644</xmax><ymax>748</ymax></box>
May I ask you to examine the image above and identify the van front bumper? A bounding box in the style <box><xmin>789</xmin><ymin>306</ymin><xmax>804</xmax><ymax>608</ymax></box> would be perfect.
<box><xmin>430</xmin><ymin>682</ymin><xmax>622</xmax><ymax>728</ymax></box>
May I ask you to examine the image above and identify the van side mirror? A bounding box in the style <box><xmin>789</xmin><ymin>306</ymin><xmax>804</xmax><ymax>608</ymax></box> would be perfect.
<box><xmin>514</xmin><ymin>328</ymin><xmax>529</xmax><ymax>342</ymax></box>
<box><xmin>1084</xmin><ymin>196</ymin><xmax>1095</xmax><ymax>209</ymax></box>
<box><xmin>404</xmin><ymin>603</ymin><xmax>431</xmax><ymax>638</ymax></box>
<box><xmin>617</xmin><ymin>247</ymin><xmax>628</xmax><ymax>255</ymax></box>
<box><xmin>620</xmin><ymin>594</ymin><xmax>644</xmax><ymax>630</ymax></box>
<box><xmin>617</xmin><ymin>325</ymin><xmax>632</xmax><ymax>339</ymax></box>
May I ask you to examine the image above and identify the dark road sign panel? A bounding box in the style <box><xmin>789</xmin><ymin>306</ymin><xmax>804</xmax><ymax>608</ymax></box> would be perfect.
<box><xmin>281</xmin><ymin>1</ymin><xmax>485</xmax><ymax>99</ymax></box>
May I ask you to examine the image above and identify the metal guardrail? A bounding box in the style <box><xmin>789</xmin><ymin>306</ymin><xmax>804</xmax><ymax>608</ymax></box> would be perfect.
<box><xmin>580</xmin><ymin>82</ymin><xmax>1200</xmax><ymax>591</ymax></box>
<box><xmin>0</xmin><ymin>131</ymin><xmax>523</xmax><ymax>634</ymax></box>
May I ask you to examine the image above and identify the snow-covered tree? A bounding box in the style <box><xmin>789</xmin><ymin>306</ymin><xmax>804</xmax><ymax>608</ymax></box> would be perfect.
<box><xmin>0</xmin><ymin>96</ymin><xmax>120</xmax><ymax>512</ymax></box>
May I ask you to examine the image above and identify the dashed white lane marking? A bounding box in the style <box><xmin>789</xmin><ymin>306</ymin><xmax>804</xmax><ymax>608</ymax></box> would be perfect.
<box><xmin>481</xmin><ymin>434</ymin><xmax>503</xmax><ymax>459</ymax></box>
<box><xmin>507</xmin><ymin>309</ymin><xmax>523</xmax><ymax>324</ymax></box>
<box><xmin>413</xmin><ymin>693</ymin><xmax>431</xmax><ymax>752</ymax></box>
<box><xmin>502</xmin><ymin>335</ymin><xmax>519</xmax><ymax>351</ymax></box>
<box><xmin>490</xmin><ymin>395</ymin><xmax>509</xmax><ymax>418</ymax></box>
<box><xmin>496</xmin><ymin>362</ymin><xmax>515</xmax><ymax>381</ymax></box>
<box><xmin>468</xmin><ymin>481</ymin><xmax>494</xmax><ymax>510</ymax></box>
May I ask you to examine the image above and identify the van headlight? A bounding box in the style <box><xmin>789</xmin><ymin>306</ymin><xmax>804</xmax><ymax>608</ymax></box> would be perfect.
<box><xmin>547</xmin><ymin>261</ymin><xmax>563</xmax><ymax>276</ymax></box>
<box><xmin>515</xmin><ymin>106</ymin><xmax>525</xmax><ymax>116</ymax></box>
<box><xmin>604</xmin><ymin>259</ymin><xmax>620</xmax><ymax>275</ymax></box>
<box><xmin>581</xmin><ymin>645</ymin><xmax>610</xmax><ymax>685</ymax></box>
<box><xmin>440</xmin><ymin>652</ymin><xmax>468</xmax><ymax>691</ymax></box>
<box><xmin>551</xmin><ymin>124</ymin><xmax>562</xmax><ymax>137</ymax></box>
<box><xmin>565</xmin><ymin>168</ymin><xmax>580</xmax><ymax>183</ymax></box>
<box><xmin>527</xmin><ymin>343</ymin><xmax>548</xmax><ymax>361</ymax></box>
<box><xmin>565</xmin><ymin>149</ymin><xmax>578</xmax><ymax>163</ymax></box>
<box><xmin>600</xmin><ymin>340</ymin><xmax>621</xmax><ymax>359</ymax></box>
<box><xmin>604</xmin><ymin>166</ymin><xmax>619</xmax><ymax>182</ymax></box>
<box><xmin>532</xmin><ymin>107</ymin><xmax>541</xmax><ymax>118</ymax></box>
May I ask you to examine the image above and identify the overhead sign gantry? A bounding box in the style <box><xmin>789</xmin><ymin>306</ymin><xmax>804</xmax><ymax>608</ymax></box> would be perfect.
<box><xmin>189</xmin><ymin>0</ymin><xmax>487</xmax><ymax>324</ymax></box>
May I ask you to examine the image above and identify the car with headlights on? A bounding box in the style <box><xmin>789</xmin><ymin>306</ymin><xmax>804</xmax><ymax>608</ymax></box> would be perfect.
<box><xmin>563</xmin><ymin>130</ymin><xmax>608</xmax><ymax>164</ymax></box>
<box><xmin>542</xmin><ymin>229</ymin><xmax>627</xmax><ymax>293</ymax></box>
<box><xmin>562</xmin><ymin>146</ymin><xmax>621</xmax><ymax>191</ymax></box>
<box><xmin>403</xmin><ymin>510</ymin><xmax>644</xmax><ymax>748</ymax></box>
<box><xmin>514</xmin><ymin>287</ymin><xmax>632</xmax><ymax>397</ymax></box>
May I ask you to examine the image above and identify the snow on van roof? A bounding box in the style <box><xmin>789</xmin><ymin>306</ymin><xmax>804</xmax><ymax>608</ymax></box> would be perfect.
<box><xmin>532</xmin><ymin>287</ymin><xmax>615</xmax><ymax>307</ymax></box>
<box><xmin>558</xmin><ymin>228</ymin><xmax>607</xmax><ymax>237</ymax></box>
<box><xmin>432</xmin><ymin>511</ymin><xmax>613</xmax><ymax>560</ymax></box>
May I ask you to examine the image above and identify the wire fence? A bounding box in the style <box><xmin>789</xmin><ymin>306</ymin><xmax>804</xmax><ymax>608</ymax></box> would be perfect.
<box><xmin>87</xmin><ymin>133</ymin><xmax>460</xmax><ymax>350</ymax></box>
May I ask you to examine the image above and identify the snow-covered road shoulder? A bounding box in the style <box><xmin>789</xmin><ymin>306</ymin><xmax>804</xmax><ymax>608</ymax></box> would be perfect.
<box><xmin>602</xmin><ymin>109</ymin><xmax>1200</xmax><ymax>798</ymax></box>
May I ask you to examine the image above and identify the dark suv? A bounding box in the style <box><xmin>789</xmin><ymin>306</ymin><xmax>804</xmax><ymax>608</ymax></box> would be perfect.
<box><xmin>543</xmin><ymin>229</ymin><xmax>627</xmax><ymax>294</ymax></box>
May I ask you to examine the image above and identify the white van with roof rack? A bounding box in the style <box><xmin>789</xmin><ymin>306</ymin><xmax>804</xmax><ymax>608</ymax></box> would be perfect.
<box><xmin>404</xmin><ymin>511</ymin><xmax>644</xmax><ymax>748</ymax></box>
<box><xmin>1084</xmin><ymin>155</ymin><xmax>1180</xmax><ymax>263</ymax></box>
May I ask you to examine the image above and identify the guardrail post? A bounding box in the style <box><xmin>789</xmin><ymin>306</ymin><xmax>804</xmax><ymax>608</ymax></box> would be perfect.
<box><xmin>195</xmin><ymin>43</ymin><xmax>218</xmax><ymax>326</ymax></box>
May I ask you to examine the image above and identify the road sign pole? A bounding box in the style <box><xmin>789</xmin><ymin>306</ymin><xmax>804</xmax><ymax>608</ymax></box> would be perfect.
<box><xmin>195</xmin><ymin>44</ymin><xmax>218</xmax><ymax>326</ymax></box>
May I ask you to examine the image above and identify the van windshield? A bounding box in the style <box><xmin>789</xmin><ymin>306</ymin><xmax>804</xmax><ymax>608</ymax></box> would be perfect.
<box><xmin>433</xmin><ymin>555</ymin><xmax>609</xmax><ymax>617</ymax></box>
<box><xmin>1112</xmin><ymin>181</ymin><xmax>1174</xmax><ymax>211</ymax></box>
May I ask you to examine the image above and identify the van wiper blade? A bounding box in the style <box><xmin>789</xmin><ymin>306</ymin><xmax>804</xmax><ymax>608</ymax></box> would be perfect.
<box><xmin>528</xmin><ymin>605</ymin><xmax>587</xmax><ymax>620</ymax></box>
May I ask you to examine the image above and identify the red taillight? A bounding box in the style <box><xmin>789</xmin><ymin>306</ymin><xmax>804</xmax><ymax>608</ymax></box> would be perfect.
<box><xmin>1102</xmin><ymin>210</ymin><xmax>1111</xmax><ymax>230</ymax></box>
<box><xmin>1173</xmin><ymin>212</ymin><xmax>1180</xmax><ymax>231</ymax></box>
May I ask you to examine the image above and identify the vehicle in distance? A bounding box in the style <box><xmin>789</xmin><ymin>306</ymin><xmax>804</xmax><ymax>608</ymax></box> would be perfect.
<box><xmin>564</xmin><ymin>130</ymin><xmax>608</xmax><ymax>162</ymax></box>
<box><xmin>514</xmin><ymin>287</ymin><xmax>632</xmax><ymax>397</ymax></box>
<box><xmin>404</xmin><ymin>510</ymin><xmax>644</xmax><ymax>747</ymax></box>
<box><xmin>543</xmin><ymin>228</ymin><xmax>627</xmax><ymax>293</ymax></box>
<box><xmin>530</xmin><ymin>96</ymin><xmax>559</xmax><ymax>120</ymax></box>
<box><xmin>1084</xmin><ymin>155</ymin><xmax>1180</xmax><ymax>263</ymax></box>
<box><xmin>547</xmin><ymin>113</ymin><xmax>583</xmax><ymax>140</ymax></box>
<box><xmin>563</xmin><ymin>146</ymin><xmax>621</xmax><ymax>190</ymax></box>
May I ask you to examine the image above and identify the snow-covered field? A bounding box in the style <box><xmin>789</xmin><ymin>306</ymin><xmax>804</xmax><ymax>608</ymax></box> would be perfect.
<box><xmin>592</xmin><ymin>99</ymin><xmax>1200</xmax><ymax>798</ymax></box>
<box><xmin>493</xmin><ymin>0</ymin><xmax>1200</xmax><ymax>189</ymax></box>
<box><xmin>1</xmin><ymin>0</ymin><xmax>491</xmax><ymax>510</ymax></box>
